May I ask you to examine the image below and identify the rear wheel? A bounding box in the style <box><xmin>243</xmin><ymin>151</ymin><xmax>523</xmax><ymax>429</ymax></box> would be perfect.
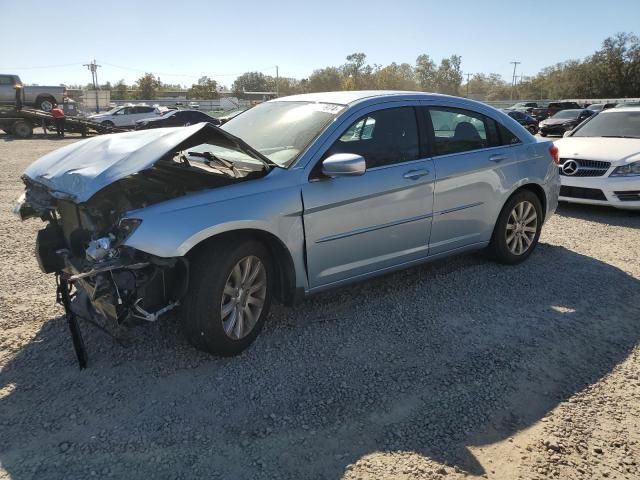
<box><xmin>539</xmin><ymin>131</ymin><xmax>547</xmax><ymax>137</ymax></box>
<box><xmin>36</xmin><ymin>96</ymin><xmax>55</xmax><ymax>112</ymax></box>
<box><xmin>181</xmin><ymin>239</ymin><xmax>273</xmax><ymax>356</ymax></box>
<box><xmin>486</xmin><ymin>190</ymin><xmax>542</xmax><ymax>265</ymax></box>
<box><xmin>12</xmin><ymin>120</ymin><xmax>33</xmax><ymax>139</ymax></box>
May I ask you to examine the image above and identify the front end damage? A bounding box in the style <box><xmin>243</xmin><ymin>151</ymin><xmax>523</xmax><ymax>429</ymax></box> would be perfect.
<box><xmin>16</xmin><ymin>123</ymin><xmax>272</xmax><ymax>367</ymax></box>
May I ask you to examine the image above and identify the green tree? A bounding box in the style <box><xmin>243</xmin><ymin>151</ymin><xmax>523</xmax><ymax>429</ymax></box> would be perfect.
<box><xmin>232</xmin><ymin>72</ymin><xmax>272</xmax><ymax>97</ymax></box>
<box><xmin>112</xmin><ymin>79</ymin><xmax>129</xmax><ymax>100</ymax></box>
<box><xmin>134</xmin><ymin>73</ymin><xmax>161</xmax><ymax>99</ymax></box>
<box><xmin>342</xmin><ymin>53</ymin><xmax>373</xmax><ymax>88</ymax></box>
<box><xmin>415</xmin><ymin>54</ymin><xmax>437</xmax><ymax>91</ymax></box>
<box><xmin>373</xmin><ymin>62</ymin><xmax>417</xmax><ymax>90</ymax></box>
<box><xmin>435</xmin><ymin>55</ymin><xmax>463</xmax><ymax>95</ymax></box>
<box><xmin>307</xmin><ymin>67</ymin><xmax>344</xmax><ymax>92</ymax></box>
<box><xmin>188</xmin><ymin>76</ymin><xmax>219</xmax><ymax>99</ymax></box>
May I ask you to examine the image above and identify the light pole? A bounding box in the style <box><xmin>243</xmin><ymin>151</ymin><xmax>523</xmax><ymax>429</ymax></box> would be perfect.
<box><xmin>465</xmin><ymin>72</ymin><xmax>473</xmax><ymax>98</ymax></box>
<box><xmin>83</xmin><ymin>59</ymin><xmax>102</xmax><ymax>113</ymax></box>
<box><xmin>510</xmin><ymin>61</ymin><xmax>521</xmax><ymax>101</ymax></box>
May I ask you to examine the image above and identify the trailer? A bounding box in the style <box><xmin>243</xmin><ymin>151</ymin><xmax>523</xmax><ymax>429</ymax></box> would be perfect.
<box><xmin>0</xmin><ymin>107</ymin><xmax>129</xmax><ymax>139</ymax></box>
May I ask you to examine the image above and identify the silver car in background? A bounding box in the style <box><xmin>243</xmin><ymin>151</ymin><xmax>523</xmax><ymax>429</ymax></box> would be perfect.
<box><xmin>17</xmin><ymin>91</ymin><xmax>560</xmax><ymax>360</ymax></box>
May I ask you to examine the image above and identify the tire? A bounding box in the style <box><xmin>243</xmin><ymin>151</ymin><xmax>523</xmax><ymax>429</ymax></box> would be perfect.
<box><xmin>12</xmin><ymin>120</ymin><xmax>33</xmax><ymax>139</ymax></box>
<box><xmin>486</xmin><ymin>189</ymin><xmax>543</xmax><ymax>265</ymax></box>
<box><xmin>181</xmin><ymin>239</ymin><xmax>273</xmax><ymax>356</ymax></box>
<box><xmin>539</xmin><ymin>132</ymin><xmax>547</xmax><ymax>137</ymax></box>
<box><xmin>527</xmin><ymin>125</ymin><xmax>538</xmax><ymax>135</ymax></box>
<box><xmin>101</xmin><ymin>120</ymin><xmax>115</xmax><ymax>127</ymax></box>
<box><xmin>36</xmin><ymin>96</ymin><xmax>55</xmax><ymax>112</ymax></box>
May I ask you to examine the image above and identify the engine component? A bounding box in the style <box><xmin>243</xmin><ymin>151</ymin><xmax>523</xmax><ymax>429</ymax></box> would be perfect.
<box><xmin>86</xmin><ymin>235</ymin><xmax>115</xmax><ymax>262</ymax></box>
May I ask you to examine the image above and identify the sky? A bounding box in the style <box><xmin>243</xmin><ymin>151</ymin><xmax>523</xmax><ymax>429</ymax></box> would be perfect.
<box><xmin>3</xmin><ymin>0</ymin><xmax>640</xmax><ymax>88</ymax></box>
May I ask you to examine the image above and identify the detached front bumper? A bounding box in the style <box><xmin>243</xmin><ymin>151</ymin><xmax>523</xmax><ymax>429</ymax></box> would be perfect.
<box><xmin>559</xmin><ymin>175</ymin><xmax>640</xmax><ymax>210</ymax></box>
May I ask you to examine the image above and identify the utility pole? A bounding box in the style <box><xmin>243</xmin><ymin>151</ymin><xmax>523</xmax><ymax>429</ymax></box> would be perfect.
<box><xmin>510</xmin><ymin>61</ymin><xmax>521</xmax><ymax>101</ymax></box>
<box><xmin>275</xmin><ymin>65</ymin><xmax>279</xmax><ymax>98</ymax></box>
<box><xmin>465</xmin><ymin>72</ymin><xmax>473</xmax><ymax>98</ymax></box>
<box><xmin>83</xmin><ymin>59</ymin><xmax>102</xmax><ymax>113</ymax></box>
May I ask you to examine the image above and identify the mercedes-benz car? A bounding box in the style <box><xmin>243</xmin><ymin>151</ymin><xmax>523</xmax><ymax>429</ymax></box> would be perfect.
<box><xmin>554</xmin><ymin>106</ymin><xmax>640</xmax><ymax>210</ymax></box>
<box><xmin>16</xmin><ymin>91</ymin><xmax>560</xmax><ymax>361</ymax></box>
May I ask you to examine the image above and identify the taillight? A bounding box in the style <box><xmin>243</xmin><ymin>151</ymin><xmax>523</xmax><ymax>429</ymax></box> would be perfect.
<box><xmin>549</xmin><ymin>145</ymin><xmax>560</xmax><ymax>165</ymax></box>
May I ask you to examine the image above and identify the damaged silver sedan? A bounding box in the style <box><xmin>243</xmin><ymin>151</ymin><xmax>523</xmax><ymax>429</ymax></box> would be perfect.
<box><xmin>16</xmin><ymin>91</ymin><xmax>559</xmax><ymax>366</ymax></box>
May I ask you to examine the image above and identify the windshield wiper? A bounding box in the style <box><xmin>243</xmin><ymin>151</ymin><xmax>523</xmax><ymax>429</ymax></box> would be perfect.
<box><xmin>187</xmin><ymin>151</ymin><xmax>240</xmax><ymax>177</ymax></box>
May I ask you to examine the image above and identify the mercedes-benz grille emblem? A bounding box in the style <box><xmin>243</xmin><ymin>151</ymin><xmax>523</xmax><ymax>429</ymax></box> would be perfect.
<box><xmin>562</xmin><ymin>159</ymin><xmax>579</xmax><ymax>176</ymax></box>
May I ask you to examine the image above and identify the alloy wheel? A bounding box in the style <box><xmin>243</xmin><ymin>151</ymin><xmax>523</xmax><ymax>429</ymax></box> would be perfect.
<box><xmin>505</xmin><ymin>201</ymin><xmax>538</xmax><ymax>255</ymax></box>
<box><xmin>220</xmin><ymin>255</ymin><xmax>267</xmax><ymax>340</ymax></box>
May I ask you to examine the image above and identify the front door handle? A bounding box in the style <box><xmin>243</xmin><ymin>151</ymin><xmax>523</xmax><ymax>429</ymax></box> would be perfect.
<box><xmin>489</xmin><ymin>154</ymin><xmax>508</xmax><ymax>163</ymax></box>
<box><xmin>403</xmin><ymin>169</ymin><xmax>430</xmax><ymax>180</ymax></box>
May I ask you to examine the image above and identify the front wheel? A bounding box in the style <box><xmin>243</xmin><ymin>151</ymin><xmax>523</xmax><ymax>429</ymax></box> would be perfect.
<box><xmin>486</xmin><ymin>190</ymin><xmax>543</xmax><ymax>265</ymax></box>
<box><xmin>181</xmin><ymin>239</ymin><xmax>273</xmax><ymax>356</ymax></box>
<box><xmin>101</xmin><ymin>120</ymin><xmax>115</xmax><ymax>127</ymax></box>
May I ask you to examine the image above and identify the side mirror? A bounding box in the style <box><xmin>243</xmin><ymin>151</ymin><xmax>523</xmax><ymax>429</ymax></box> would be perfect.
<box><xmin>321</xmin><ymin>153</ymin><xmax>366</xmax><ymax>178</ymax></box>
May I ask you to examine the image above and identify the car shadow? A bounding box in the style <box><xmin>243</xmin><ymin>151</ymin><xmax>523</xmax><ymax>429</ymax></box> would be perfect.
<box><xmin>0</xmin><ymin>245</ymin><xmax>638</xmax><ymax>479</ymax></box>
<box><xmin>556</xmin><ymin>201</ymin><xmax>640</xmax><ymax>229</ymax></box>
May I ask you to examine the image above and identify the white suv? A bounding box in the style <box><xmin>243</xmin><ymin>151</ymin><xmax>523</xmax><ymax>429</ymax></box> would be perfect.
<box><xmin>90</xmin><ymin>105</ymin><xmax>162</xmax><ymax>127</ymax></box>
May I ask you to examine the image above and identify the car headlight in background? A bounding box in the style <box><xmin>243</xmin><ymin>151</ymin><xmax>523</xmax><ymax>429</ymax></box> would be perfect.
<box><xmin>610</xmin><ymin>161</ymin><xmax>640</xmax><ymax>177</ymax></box>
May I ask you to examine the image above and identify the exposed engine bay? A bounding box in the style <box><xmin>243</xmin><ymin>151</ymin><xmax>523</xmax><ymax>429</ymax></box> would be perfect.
<box><xmin>16</xmin><ymin>124</ymin><xmax>272</xmax><ymax>366</ymax></box>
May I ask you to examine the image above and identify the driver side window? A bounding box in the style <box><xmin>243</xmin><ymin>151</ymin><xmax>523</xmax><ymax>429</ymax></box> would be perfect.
<box><xmin>323</xmin><ymin>107</ymin><xmax>420</xmax><ymax>169</ymax></box>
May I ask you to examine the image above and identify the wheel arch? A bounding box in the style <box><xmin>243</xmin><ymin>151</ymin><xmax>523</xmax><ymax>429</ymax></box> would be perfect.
<box><xmin>516</xmin><ymin>183</ymin><xmax>547</xmax><ymax>222</ymax></box>
<box><xmin>185</xmin><ymin>229</ymin><xmax>299</xmax><ymax>306</ymax></box>
<box><xmin>35</xmin><ymin>94</ymin><xmax>56</xmax><ymax>110</ymax></box>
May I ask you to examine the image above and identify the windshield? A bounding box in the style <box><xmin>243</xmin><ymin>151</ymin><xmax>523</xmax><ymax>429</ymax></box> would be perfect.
<box><xmin>572</xmin><ymin>111</ymin><xmax>640</xmax><ymax>138</ymax></box>
<box><xmin>219</xmin><ymin>101</ymin><xmax>345</xmax><ymax>167</ymax></box>
<box><xmin>552</xmin><ymin>109</ymin><xmax>581</xmax><ymax>119</ymax></box>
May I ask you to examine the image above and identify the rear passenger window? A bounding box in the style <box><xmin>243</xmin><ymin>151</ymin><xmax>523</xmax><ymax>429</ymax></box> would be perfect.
<box><xmin>498</xmin><ymin>123</ymin><xmax>521</xmax><ymax>145</ymax></box>
<box><xmin>325</xmin><ymin>107</ymin><xmax>420</xmax><ymax>168</ymax></box>
<box><xmin>428</xmin><ymin>108</ymin><xmax>496</xmax><ymax>155</ymax></box>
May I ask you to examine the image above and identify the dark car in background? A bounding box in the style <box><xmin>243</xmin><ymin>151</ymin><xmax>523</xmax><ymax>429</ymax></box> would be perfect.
<box><xmin>507</xmin><ymin>102</ymin><xmax>538</xmax><ymax>114</ymax></box>
<box><xmin>506</xmin><ymin>110</ymin><xmax>539</xmax><ymax>134</ymax></box>
<box><xmin>538</xmin><ymin>109</ymin><xmax>595</xmax><ymax>136</ymax></box>
<box><xmin>586</xmin><ymin>103</ymin><xmax>617</xmax><ymax>112</ymax></box>
<box><xmin>530</xmin><ymin>101</ymin><xmax>583</xmax><ymax>121</ymax></box>
<box><xmin>135</xmin><ymin>109</ymin><xmax>220</xmax><ymax>130</ymax></box>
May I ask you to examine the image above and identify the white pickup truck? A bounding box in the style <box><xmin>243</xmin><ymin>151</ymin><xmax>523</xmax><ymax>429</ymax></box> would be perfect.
<box><xmin>0</xmin><ymin>74</ymin><xmax>65</xmax><ymax>111</ymax></box>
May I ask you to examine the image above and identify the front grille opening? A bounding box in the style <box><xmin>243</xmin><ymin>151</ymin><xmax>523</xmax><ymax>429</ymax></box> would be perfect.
<box><xmin>560</xmin><ymin>186</ymin><xmax>607</xmax><ymax>201</ymax></box>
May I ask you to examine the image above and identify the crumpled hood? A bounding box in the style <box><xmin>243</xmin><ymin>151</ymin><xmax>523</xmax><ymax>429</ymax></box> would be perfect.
<box><xmin>554</xmin><ymin>137</ymin><xmax>640</xmax><ymax>164</ymax></box>
<box><xmin>23</xmin><ymin>122</ymin><xmax>269</xmax><ymax>203</ymax></box>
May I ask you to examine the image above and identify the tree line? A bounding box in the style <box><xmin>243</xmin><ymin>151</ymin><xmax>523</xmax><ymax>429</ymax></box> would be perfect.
<box><xmin>81</xmin><ymin>32</ymin><xmax>639</xmax><ymax>101</ymax></box>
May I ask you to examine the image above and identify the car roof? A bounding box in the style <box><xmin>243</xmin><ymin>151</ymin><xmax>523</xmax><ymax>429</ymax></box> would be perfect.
<box><xmin>601</xmin><ymin>106</ymin><xmax>640</xmax><ymax>113</ymax></box>
<box><xmin>273</xmin><ymin>90</ymin><xmax>458</xmax><ymax>106</ymax></box>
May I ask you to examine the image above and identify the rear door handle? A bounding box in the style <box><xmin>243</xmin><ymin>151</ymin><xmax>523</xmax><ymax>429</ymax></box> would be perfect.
<box><xmin>489</xmin><ymin>154</ymin><xmax>508</xmax><ymax>163</ymax></box>
<box><xmin>403</xmin><ymin>169</ymin><xmax>430</xmax><ymax>180</ymax></box>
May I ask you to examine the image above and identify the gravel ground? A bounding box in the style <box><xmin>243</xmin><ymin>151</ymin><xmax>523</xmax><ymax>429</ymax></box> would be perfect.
<box><xmin>1</xmin><ymin>133</ymin><xmax>639</xmax><ymax>480</ymax></box>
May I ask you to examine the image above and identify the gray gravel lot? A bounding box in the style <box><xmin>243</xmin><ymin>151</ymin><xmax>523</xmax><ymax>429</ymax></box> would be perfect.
<box><xmin>1</xmin><ymin>132</ymin><xmax>639</xmax><ymax>480</ymax></box>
